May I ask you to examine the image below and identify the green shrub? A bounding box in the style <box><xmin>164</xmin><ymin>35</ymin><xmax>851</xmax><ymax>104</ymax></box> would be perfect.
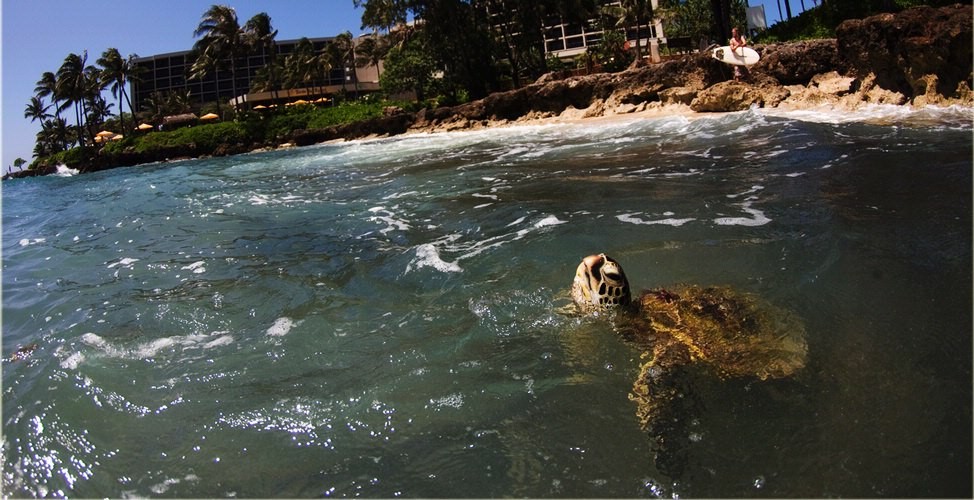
<box><xmin>264</xmin><ymin>109</ymin><xmax>315</xmax><ymax>140</ymax></box>
<box><xmin>107</xmin><ymin>122</ymin><xmax>252</xmax><ymax>155</ymax></box>
<box><xmin>179</xmin><ymin>122</ymin><xmax>250</xmax><ymax>150</ymax></box>
<box><xmin>306</xmin><ymin>102</ymin><xmax>386</xmax><ymax>129</ymax></box>
<box><xmin>45</xmin><ymin>147</ymin><xmax>87</xmax><ymax>167</ymax></box>
<box><xmin>34</xmin><ymin>98</ymin><xmax>417</xmax><ymax>168</ymax></box>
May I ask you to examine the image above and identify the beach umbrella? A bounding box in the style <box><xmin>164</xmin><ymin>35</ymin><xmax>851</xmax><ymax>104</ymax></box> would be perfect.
<box><xmin>110</xmin><ymin>134</ymin><xmax>124</xmax><ymax>141</ymax></box>
<box><xmin>292</xmin><ymin>99</ymin><xmax>309</xmax><ymax>105</ymax></box>
<box><xmin>136</xmin><ymin>123</ymin><xmax>153</xmax><ymax>131</ymax></box>
<box><xmin>96</xmin><ymin>130</ymin><xmax>116</xmax><ymax>138</ymax></box>
<box><xmin>200</xmin><ymin>113</ymin><xmax>220</xmax><ymax>121</ymax></box>
<box><xmin>254</xmin><ymin>105</ymin><xmax>267</xmax><ymax>110</ymax></box>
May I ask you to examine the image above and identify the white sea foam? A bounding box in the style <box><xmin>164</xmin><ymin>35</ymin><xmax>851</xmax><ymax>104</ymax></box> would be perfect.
<box><xmin>714</xmin><ymin>200</ymin><xmax>771</xmax><ymax>227</ymax></box>
<box><xmin>53</xmin><ymin>164</ymin><xmax>79</xmax><ymax>176</ymax></box>
<box><xmin>149</xmin><ymin>475</ymin><xmax>200</xmax><ymax>495</ymax></box>
<box><xmin>406</xmin><ymin>214</ymin><xmax>567</xmax><ymax>275</ymax></box>
<box><xmin>533</xmin><ymin>215</ymin><xmax>566</xmax><ymax>228</ymax></box>
<box><xmin>78</xmin><ymin>331</ymin><xmax>234</xmax><ymax>360</ymax></box>
<box><xmin>266</xmin><ymin>317</ymin><xmax>296</xmax><ymax>337</ymax></box>
<box><xmin>617</xmin><ymin>213</ymin><xmax>696</xmax><ymax>226</ymax></box>
<box><xmin>383</xmin><ymin>190</ymin><xmax>420</xmax><ymax>200</ymax></box>
<box><xmin>760</xmin><ymin>103</ymin><xmax>974</xmax><ymax>128</ymax></box>
<box><xmin>18</xmin><ymin>238</ymin><xmax>46</xmax><ymax>247</ymax></box>
<box><xmin>428</xmin><ymin>392</ymin><xmax>464</xmax><ymax>410</ymax></box>
<box><xmin>727</xmin><ymin>185</ymin><xmax>764</xmax><ymax>199</ymax></box>
<box><xmin>181</xmin><ymin>261</ymin><xmax>206</xmax><ymax>274</ymax></box>
<box><xmin>407</xmin><ymin>244</ymin><xmax>463</xmax><ymax>273</ymax></box>
<box><xmin>81</xmin><ymin>333</ymin><xmax>109</xmax><ymax>349</ymax></box>
<box><xmin>367</xmin><ymin>206</ymin><xmax>411</xmax><ymax>234</ymax></box>
<box><xmin>107</xmin><ymin>257</ymin><xmax>139</xmax><ymax>269</ymax></box>
<box><xmin>247</xmin><ymin>192</ymin><xmax>312</xmax><ymax>206</ymax></box>
<box><xmin>59</xmin><ymin>351</ymin><xmax>85</xmax><ymax>370</ymax></box>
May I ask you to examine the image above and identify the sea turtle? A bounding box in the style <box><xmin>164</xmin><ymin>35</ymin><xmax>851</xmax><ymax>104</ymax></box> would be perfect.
<box><xmin>570</xmin><ymin>253</ymin><xmax>808</xmax><ymax>476</ymax></box>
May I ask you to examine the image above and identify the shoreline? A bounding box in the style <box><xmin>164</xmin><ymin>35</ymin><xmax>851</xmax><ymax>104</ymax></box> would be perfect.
<box><xmin>10</xmin><ymin>97</ymin><xmax>971</xmax><ymax>180</ymax></box>
<box><xmin>403</xmin><ymin>98</ymin><xmax>972</xmax><ymax>139</ymax></box>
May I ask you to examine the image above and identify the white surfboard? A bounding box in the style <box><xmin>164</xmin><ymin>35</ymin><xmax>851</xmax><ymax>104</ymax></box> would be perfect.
<box><xmin>712</xmin><ymin>45</ymin><xmax>760</xmax><ymax>66</ymax></box>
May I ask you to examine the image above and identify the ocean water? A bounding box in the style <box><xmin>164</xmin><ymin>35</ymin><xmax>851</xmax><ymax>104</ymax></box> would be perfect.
<box><xmin>2</xmin><ymin>106</ymin><xmax>971</xmax><ymax>498</ymax></box>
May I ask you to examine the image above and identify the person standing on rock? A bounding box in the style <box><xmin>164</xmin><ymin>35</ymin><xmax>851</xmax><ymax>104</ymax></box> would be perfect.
<box><xmin>730</xmin><ymin>27</ymin><xmax>750</xmax><ymax>82</ymax></box>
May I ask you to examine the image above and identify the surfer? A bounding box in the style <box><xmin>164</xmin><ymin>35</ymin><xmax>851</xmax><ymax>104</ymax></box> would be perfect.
<box><xmin>729</xmin><ymin>27</ymin><xmax>749</xmax><ymax>82</ymax></box>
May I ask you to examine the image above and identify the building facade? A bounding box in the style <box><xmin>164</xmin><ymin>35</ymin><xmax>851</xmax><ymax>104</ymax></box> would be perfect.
<box><xmin>545</xmin><ymin>0</ymin><xmax>664</xmax><ymax>59</ymax></box>
<box><xmin>130</xmin><ymin>37</ymin><xmax>367</xmax><ymax>112</ymax></box>
<box><xmin>484</xmin><ymin>0</ymin><xmax>665</xmax><ymax>61</ymax></box>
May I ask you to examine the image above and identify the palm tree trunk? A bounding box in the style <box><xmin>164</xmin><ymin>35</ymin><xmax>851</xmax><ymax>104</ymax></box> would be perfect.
<box><xmin>123</xmin><ymin>86</ymin><xmax>134</xmax><ymax>129</ymax></box>
<box><xmin>117</xmin><ymin>84</ymin><xmax>126</xmax><ymax>133</ymax></box>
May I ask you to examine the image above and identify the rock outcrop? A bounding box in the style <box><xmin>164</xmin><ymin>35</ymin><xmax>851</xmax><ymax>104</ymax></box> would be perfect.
<box><xmin>403</xmin><ymin>3</ymin><xmax>971</xmax><ymax>128</ymax></box>
<box><xmin>837</xmin><ymin>3</ymin><xmax>973</xmax><ymax>102</ymax></box>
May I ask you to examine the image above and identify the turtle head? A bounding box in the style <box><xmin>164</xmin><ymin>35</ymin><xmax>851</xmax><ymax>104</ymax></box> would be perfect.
<box><xmin>571</xmin><ymin>253</ymin><xmax>632</xmax><ymax>312</ymax></box>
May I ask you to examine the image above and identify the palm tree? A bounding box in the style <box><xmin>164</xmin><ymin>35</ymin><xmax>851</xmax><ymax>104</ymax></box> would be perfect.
<box><xmin>709</xmin><ymin>0</ymin><xmax>732</xmax><ymax>43</ymax></box>
<box><xmin>34</xmin><ymin>72</ymin><xmax>61</xmax><ymax>120</ymax></box>
<box><xmin>97</xmin><ymin>48</ymin><xmax>136</xmax><ymax>133</ymax></box>
<box><xmin>244</xmin><ymin>12</ymin><xmax>280</xmax><ymax>105</ymax></box>
<box><xmin>82</xmin><ymin>65</ymin><xmax>106</xmax><ymax>139</ymax></box>
<box><xmin>34</xmin><ymin>117</ymin><xmax>72</xmax><ymax>157</ymax></box>
<box><xmin>355</xmin><ymin>35</ymin><xmax>388</xmax><ymax>80</ymax></box>
<box><xmin>244</xmin><ymin>12</ymin><xmax>277</xmax><ymax>58</ymax></box>
<box><xmin>283</xmin><ymin>37</ymin><xmax>330</xmax><ymax>98</ymax></box>
<box><xmin>56</xmin><ymin>51</ymin><xmax>93</xmax><ymax>148</ymax></box>
<box><xmin>24</xmin><ymin>96</ymin><xmax>52</xmax><ymax>124</ymax></box>
<box><xmin>332</xmin><ymin>32</ymin><xmax>358</xmax><ymax>95</ymax></box>
<box><xmin>85</xmin><ymin>94</ymin><xmax>115</xmax><ymax>134</ymax></box>
<box><xmin>188</xmin><ymin>50</ymin><xmax>226</xmax><ymax>113</ymax></box>
<box><xmin>618</xmin><ymin>0</ymin><xmax>654</xmax><ymax>61</ymax></box>
<box><xmin>193</xmin><ymin>4</ymin><xmax>244</xmax><ymax>110</ymax></box>
<box><xmin>354</xmin><ymin>0</ymin><xmax>409</xmax><ymax>34</ymax></box>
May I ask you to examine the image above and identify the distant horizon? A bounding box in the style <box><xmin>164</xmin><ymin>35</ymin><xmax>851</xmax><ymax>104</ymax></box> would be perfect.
<box><xmin>2</xmin><ymin>0</ymin><xmax>804</xmax><ymax>173</ymax></box>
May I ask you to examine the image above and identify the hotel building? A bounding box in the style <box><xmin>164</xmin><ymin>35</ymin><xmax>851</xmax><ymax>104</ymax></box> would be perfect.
<box><xmin>130</xmin><ymin>1</ymin><xmax>663</xmax><ymax>111</ymax></box>
<box><xmin>130</xmin><ymin>36</ymin><xmax>380</xmax><ymax>112</ymax></box>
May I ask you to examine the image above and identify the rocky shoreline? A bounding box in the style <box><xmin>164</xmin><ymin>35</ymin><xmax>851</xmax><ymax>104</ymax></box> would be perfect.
<box><xmin>7</xmin><ymin>4</ymin><xmax>970</xmax><ymax>180</ymax></box>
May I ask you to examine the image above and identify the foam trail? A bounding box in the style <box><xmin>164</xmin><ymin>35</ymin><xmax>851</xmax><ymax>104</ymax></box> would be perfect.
<box><xmin>408</xmin><ymin>244</ymin><xmax>463</xmax><ymax>273</ymax></box>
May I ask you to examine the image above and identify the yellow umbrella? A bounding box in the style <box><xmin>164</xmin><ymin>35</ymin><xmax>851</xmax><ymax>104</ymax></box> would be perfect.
<box><xmin>136</xmin><ymin>123</ymin><xmax>154</xmax><ymax>131</ymax></box>
<box><xmin>253</xmin><ymin>105</ymin><xmax>267</xmax><ymax>110</ymax></box>
<box><xmin>200</xmin><ymin>113</ymin><xmax>220</xmax><ymax>121</ymax></box>
<box><xmin>292</xmin><ymin>99</ymin><xmax>309</xmax><ymax>105</ymax></box>
<box><xmin>110</xmin><ymin>134</ymin><xmax>124</xmax><ymax>141</ymax></box>
<box><xmin>96</xmin><ymin>130</ymin><xmax>116</xmax><ymax>138</ymax></box>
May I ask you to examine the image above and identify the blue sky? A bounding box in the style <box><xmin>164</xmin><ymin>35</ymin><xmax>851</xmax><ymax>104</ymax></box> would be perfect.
<box><xmin>1</xmin><ymin>0</ymin><xmax>809</xmax><ymax>172</ymax></box>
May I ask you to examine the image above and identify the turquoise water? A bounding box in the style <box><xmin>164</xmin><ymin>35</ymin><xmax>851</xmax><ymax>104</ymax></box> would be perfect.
<box><xmin>3</xmin><ymin>107</ymin><xmax>971</xmax><ymax>497</ymax></box>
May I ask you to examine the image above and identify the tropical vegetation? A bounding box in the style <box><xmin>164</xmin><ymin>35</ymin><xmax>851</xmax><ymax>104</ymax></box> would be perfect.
<box><xmin>18</xmin><ymin>0</ymin><xmax>952</xmax><ymax>175</ymax></box>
